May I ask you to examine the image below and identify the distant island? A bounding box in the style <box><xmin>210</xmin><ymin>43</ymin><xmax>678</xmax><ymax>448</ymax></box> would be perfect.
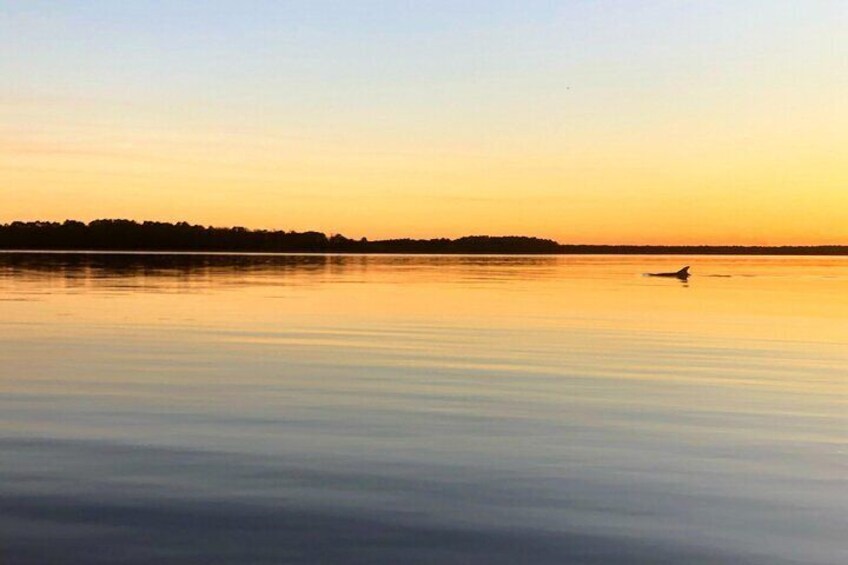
<box><xmin>1</xmin><ymin>220</ymin><xmax>846</xmax><ymax>255</ymax></box>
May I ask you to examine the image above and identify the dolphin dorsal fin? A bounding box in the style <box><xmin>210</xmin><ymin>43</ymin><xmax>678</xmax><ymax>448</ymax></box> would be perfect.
<box><xmin>677</xmin><ymin>266</ymin><xmax>690</xmax><ymax>275</ymax></box>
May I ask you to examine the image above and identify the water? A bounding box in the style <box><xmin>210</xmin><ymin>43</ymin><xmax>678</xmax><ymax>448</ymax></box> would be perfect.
<box><xmin>1</xmin><ymin>253</ymin><xmax>846</xmax><ymax>564</ymax></box>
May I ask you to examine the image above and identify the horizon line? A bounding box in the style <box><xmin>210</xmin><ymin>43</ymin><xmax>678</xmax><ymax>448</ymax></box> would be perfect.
<box><xmin>1</xmin><ymin>218</ymin><xmax>848</xmax><ymax>250</ymax></box>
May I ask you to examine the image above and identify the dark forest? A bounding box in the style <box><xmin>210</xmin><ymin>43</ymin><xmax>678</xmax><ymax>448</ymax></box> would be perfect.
<box><xmin>1</xmin><ymin>220</ymin><xmax>846</xmax><ymax>255</ymax></box>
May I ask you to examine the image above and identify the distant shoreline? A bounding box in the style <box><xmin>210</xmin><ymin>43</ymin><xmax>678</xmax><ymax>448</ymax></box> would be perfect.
<box><xmin>2</xmin><ymin>220</ymin><xmax>846</xmax><ymax>255</ymax></box>
<box><xmin>3</xmin><ymin>249</ymin><xmax>848</xmax><ymax>256</ymax></box>
<box><xmin>5</xmin><ymin>247</ymin><xmax>848</xmax><ymax>258</ymax></box>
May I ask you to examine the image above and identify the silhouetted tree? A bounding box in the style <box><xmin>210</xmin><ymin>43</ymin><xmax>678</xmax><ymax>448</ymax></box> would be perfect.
<box><xmin>0</xmin><ymin>220</ymin><xmax>845</xmax><ymax>254</ymax></box>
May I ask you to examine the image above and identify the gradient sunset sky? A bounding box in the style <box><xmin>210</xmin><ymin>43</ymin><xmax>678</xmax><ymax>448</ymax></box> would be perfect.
<box><xmin>2</xmin><ymin>1</ymin><xmax>847</xmax><ymax>244</ymax></box>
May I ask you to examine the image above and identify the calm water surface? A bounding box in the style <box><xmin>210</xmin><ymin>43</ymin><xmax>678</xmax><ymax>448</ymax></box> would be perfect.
<box><xmin>1</xmin><ymin>253</ymin><xmax>846</xmax><ymax>564</ymax></box>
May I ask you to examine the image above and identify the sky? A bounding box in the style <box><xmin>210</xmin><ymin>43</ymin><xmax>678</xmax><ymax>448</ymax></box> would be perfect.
<box><xmin>2</xmin><ymin>1</ymin><xmax>847</xmax><ymax>244</ymax></box>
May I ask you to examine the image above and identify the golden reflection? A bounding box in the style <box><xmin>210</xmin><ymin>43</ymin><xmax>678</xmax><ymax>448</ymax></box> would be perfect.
<box><xmin>2</xmin><ymin>254</ymin><xmax>848</xmax><ymax>345</ymax></box>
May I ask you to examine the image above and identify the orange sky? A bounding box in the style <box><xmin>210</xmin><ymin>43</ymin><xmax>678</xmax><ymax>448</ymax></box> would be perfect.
<box><xmin>2</xmin><ymin>2</ymin><xmax>847</xmax><ymax>244</ymax></box>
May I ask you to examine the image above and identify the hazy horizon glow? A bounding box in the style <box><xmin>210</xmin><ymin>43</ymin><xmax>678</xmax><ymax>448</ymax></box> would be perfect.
<box><xmin>3</xmin><ymin>1</ymin><xmax>847</xmax><ymax>244</ymax></box>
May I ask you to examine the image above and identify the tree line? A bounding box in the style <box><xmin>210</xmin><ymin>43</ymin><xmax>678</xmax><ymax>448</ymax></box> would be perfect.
<box><xmin>0</xmin><ymin>220</ymin><xmax>845</xmax><ymax>255</ymax></box>
<box><xmin>0</xmin><ymin>220</ymin><xmax>560</xmax><ymax>253</ymax></box>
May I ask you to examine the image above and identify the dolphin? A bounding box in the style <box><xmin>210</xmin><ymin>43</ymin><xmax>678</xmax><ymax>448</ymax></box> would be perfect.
<box><xmin>647</xmin><ymin>266</ymin><xmax>690</xmax><ymax>279</ymax></box>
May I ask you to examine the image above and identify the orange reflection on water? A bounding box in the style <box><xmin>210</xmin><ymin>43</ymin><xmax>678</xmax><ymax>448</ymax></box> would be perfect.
<box><xmin>2</xmin><ymin>253</ymin><xmax>847</xmax><ymax>342</ymax></box>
